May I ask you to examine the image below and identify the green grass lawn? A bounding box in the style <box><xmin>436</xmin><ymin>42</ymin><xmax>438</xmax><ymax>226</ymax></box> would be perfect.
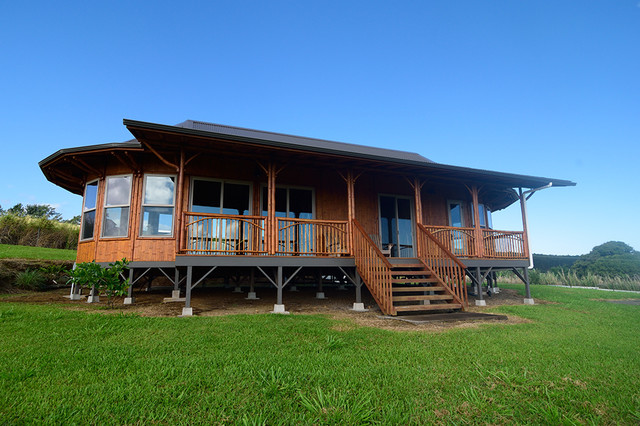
<box><xmin>1</xmin><ymin>284</ymin><xmax>639</xmax><ymax>424</ymax></box>
<box><xmin>0</xmin><ymin>244</ymin><xmax>76</xmax><ymax>261</ymax></box>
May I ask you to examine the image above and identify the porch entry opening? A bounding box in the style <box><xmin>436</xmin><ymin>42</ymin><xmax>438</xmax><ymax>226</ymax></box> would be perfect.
<box><xmin>187</xmin><ymin>179</ymin><xmax>256</xmax><ymax>254</ymax></box>
<box><xmin>379</xmin><ymin>195</ymin><xmax>414</xmax><ymax>257</ymax></box>
<box><xmin>262</xmin><ymin>187</ymin><xmax>315</xmax><ymax>254</ymax></box>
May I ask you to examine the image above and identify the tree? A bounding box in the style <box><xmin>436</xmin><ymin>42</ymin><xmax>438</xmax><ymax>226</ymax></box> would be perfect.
<box><xmin>572</xmin><ymin>241</ymin><xmax>640</xmax><ymax>277</ymax></box>
<box><xmin>64</xmin><ymin>215</ymin><xmax>81</xmax><ymax>225</ymax></box>
<box><xmin>25</xmin><ymin>204</ymin><xmax>62</xmax><ymax>221</ymax></box>
<box><xmin>6</xmin><ymin>203</ymin><xmax>26</xmax><ymax>216</ymax></box>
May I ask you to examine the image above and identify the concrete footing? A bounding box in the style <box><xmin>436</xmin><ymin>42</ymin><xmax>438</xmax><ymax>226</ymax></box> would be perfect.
<box><xmin>69</xmin><ymin>294</ymin><xmax>83</xmax><ymax>301</ymax></box>
<box><xmin>181</xmin><ymin>307</ymin><xmax>193</xmax><ymax>316</ymax></box>
<box><xmin>171</xmin><ymin>290</ymin><xmax>181</xmax><ymax>299</ymax></box>
<box><xmin>246</xmin><ymin>292</ymin><xmax>259</xmax><ymax>300</ymax></box>
<box><xmin>475</xmin><ymin>299</ymin><xmax>487</xmax><ymax>307</ymax></box>
<box><xmin>338</xmin><ymin>285</ymin><xmax>347</xmax><ymax>291</ymax></box>
<box><xmin>351</xmin><ymin>302</ymin><xmax>368</xmax><ymax>312</ymax></box>
<box><xmin>289</xmin><ymin>285</ymin><xmax>298</xmax><ymax>292</ymax></box>
<box><xmin>123</xmin><ymin>297</ymin><xmax>135</xmax><ymax>305</ymax></box>
<box><xmin>315</xmin><ymin>292</ymin><xmax>327</xmax><ymax>299</ymax></box>
<box><xmin>524</xmin><ymin>298</ymin><xmax>535</xmax><ymax>305</ymax></box>
<box><xmin>492</xmin><ymin>287</ymin><xmax>500</xmax><ymax>294</ymax></box>
<box><xmin>87</xmin><ymin>295</ymin><xmax>100</xmax><ymax>303</ymax></box>
<box><xmin>232</xmin><ymin>286</ymin><xmax>243</xmax><ymax>293</ymax></box>
<box><xmin>271</xmin><ymin>304</ymin><xmax>290</xmax><ymax>314</ymax></box>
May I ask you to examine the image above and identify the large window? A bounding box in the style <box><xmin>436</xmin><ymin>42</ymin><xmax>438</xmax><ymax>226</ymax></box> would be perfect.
<box><xmin>102</xmin><ymin>175</ymin><xmax>132</xmax><ymax>238</ymax></box>
<box><xmin>448</xmin><ymin>200</ymin><xmax>465</xmax><ymax>227</ymax></box>
<box><xmin>80</xmin><ymin>180</ymin><xmax>98</xmax><ymax>240</ymax></box>
<box><xmin>261</xmin><ymin>187</ymin><xmax>313</xmax><ymax>219</ymax></box>
<box><xmin>190</xmin><ymin>179</ymin><xmax>251</xmax><ymax>215</ymax></box>
<box><xmin>140</xmin><ymin>175</ymin><xmax>175</xmax><ymax>237</ymax></box>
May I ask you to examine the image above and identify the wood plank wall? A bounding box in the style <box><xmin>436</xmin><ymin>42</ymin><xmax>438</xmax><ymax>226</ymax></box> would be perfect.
<box><xmin>73</xmin><ymin>149</ymin><xmax>477</xmax><ymax>264</ymax></box>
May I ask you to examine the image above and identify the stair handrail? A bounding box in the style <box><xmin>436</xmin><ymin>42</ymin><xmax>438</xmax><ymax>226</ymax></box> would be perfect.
<box><xmin>416</xmin><ymin>223</ymin><xmax>468</xmax><ymax>307</ymax></box>
<box><xmin>351</xmin><ymin>219</ymin><xmax>395</xmax><ymax>315</ymax></box>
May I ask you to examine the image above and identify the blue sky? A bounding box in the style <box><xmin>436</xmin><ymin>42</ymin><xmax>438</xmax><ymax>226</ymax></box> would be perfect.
<box><xmin>1</xmin><ymin>1</ymin><xmax>638</xmax><ymax>255</ymax></box>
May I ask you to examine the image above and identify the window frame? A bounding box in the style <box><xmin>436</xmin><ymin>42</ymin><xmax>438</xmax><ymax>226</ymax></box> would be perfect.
<box><xmin>189</xmin><ymin>177</ymin><xmax>253</xmax><ymax>215</ymax></box>
<box><xmin>139</xmin><ymin>174</ymin><xmax>177</xmax><ymax>238</ymax></box>
<box><xmin>260</xmin><ymin>184</ymin><xmax>316</xmax><ymax>219</ymax></box>
<box><xmin>101</xmin><ymin>174</ymin><xmax>133</xmax><ymax>239</ymax></box>
<box><xmin>79</xmin><ymin>179</ymin><xmax>99</xmax><ymax>241</ymax></box>
<box><xmin>447</xmin><ymin>200</ymin><xmax>466</xmax><ymax>227</ymax></box>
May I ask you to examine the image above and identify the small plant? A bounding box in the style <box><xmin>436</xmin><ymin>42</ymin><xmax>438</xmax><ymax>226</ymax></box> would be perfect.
<box><xmin>14</xmin><ymin>269</ymin><xmax>46</xmax><ymax>290</ymax></box>
<box><xmin>68</xmin><ymin>258</ymin><xmax>130</xmax><ymax>307</ymax></box>
<box><xmin>298</xmin><ymin>387</ymin><xmax>375</xmax><ymax>424</ymax></box>
<box><xmin>39</xmin><ymin>264</ymin><xmax>71</xmax><ymax>288</ymax></box>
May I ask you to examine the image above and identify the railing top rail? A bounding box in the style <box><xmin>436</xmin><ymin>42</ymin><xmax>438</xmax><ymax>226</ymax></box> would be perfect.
<box><xmin>424</xmin><ymin>225</ymin><xmax>476</xmax><ymax>231</ymax></box>
<box><xmin>276</xmin><ymin>217</ymin><xmax>349</xmax><ymax>225</ymax></box>
<box><xmin>417</xmin><ymin>223</ymin><xmax>468</xmax><ymax>270</ymax></box>
<box><xmin>184</xmin><ymin>212</ymin><xmax>266</xmax><ymax>220</ymax></box>
<box><xmin>482</xmin><ymin>229</ymin><xmax>525</xmax><ymax>235</ymax></box>
<box><xmin>352</xmin><ymin>219</ymin><xmax>393</xmax><ymax>269</ymax></box>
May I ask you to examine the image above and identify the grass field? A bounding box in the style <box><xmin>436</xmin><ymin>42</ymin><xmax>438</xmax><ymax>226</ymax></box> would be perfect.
<box><xmin>1</xmin><ymin>284</ymin><xmax>639</xmax><ymax>424</ymax></box>
<box><xmin>0</xmin><ymin>244</ymin><xmax>76</xmax><ymax>261</ymax></box>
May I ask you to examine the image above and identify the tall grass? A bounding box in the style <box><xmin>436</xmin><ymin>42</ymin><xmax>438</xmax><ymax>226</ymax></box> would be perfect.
<box><xmin>0</xmin><ymin>214</ymin><xmax>79</xmax><ymax>250</ymax></box>
<box><xmin>500</xmin><ymin>269</ymin><xmax>640</xmax><ymax>291</ymax></box>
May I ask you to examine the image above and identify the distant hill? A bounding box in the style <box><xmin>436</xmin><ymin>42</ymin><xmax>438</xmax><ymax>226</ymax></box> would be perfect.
<box><xmin>532</xmin><ymin>254</ymin><xmax>580</xmax><ymax>272</ymax></box>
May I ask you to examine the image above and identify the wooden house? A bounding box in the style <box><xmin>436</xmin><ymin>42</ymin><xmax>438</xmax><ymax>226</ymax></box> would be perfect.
<box><xmin>40</xmin><ymin>119</ymin><xmax>575</xmax><ymax>315</ymax></box>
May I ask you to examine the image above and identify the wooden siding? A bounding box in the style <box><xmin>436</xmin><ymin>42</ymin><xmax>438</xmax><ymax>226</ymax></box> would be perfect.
<box><xmin>76</xmin><ymin>241</ymin><xmax>96</xmax><ymax>263</ymax></box>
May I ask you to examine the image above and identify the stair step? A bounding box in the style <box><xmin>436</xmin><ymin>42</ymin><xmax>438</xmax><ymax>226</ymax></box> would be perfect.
<box><xmin>392</xmin><ymin>278</ymin><xmax>438</xmax><ymax>284</ymax></box>
<box><xmin>393</xmin><ymin>294</ymin><xmax>454</xmax><ymax>302</ymax></box>
<box><xmin>391</xmin><ymin>270</ymin><xmax>430</xmax><ymax>276</ymax></box>
<box><xmin>392</xmin><ymin>286</ymin><xmax>446</xmax><ymax>292</ymax></box>
<box><xmin>391</xmin><ymin>264</ymin><xmax>424</xmax><ymax>269</ymax></box>
<box><xmin>395</xmin><ymin>303</ymin><xmax>462</xmax><ymax>312</ymax></box>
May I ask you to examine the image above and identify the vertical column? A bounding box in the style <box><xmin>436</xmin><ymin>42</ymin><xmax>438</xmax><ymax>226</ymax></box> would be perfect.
<box><xmin>471</xmin><ymin>185</ymin><xmax>483</xmax><ymax>258</ymax></box>
<box><xmin>412</xmin><ymin>177</ymin><xmax>424</xmax><ymax>257</ymax></box>
<box><xmin>316</xmin><ymin>269</ymin><xmax>326</xmax><ymax>299</ymax></box>
<box><xmin>351</xmin><ymin>272</ymin><xmax>367</xmax><ymax>311</ymax></box>
<box><xmin>523</xmin><ymin>267</ymin><xmax>534</xmax><ymax>304</ymax></box>
<box><xmin>475</xmin><ymin>266</ymin><xmax>486</xmax><ymax>306</ymax></box>
<box><xmin>272</xmin><ymin>266</ymin><xmax>289</xmax><ymax>314</ymax></box>
<box><xmin>267</xmin><ymin>162</ymin><xmax>277</xmax><ymax>255</ymax></box>
<box><xmin>172</xmin><ymin>268</ymin><xmax>180</xmax><ymax>299</ymax></box>
<box><xmin>124</xmin><ymin>268</ymin><xmax>135</xmax><ymax>304</ymax></box>
<box><xmin>182</xmin><ymin>266</ymin><xmax>193</xmax><ymax>316</ymax></box>
<box><xmin>175</xmin><ymin>149</ymin><xmax>185</xmax><ymax>254</ymax></box>
<box><xmin>346</xmin><ymin>171</ymin><xmax>355</xmax><ymax>255</ymax></box>
<box><xmin>519</xmin><ymin>188</ymin><xmax>531</xmax><ymax>263</ymax></box>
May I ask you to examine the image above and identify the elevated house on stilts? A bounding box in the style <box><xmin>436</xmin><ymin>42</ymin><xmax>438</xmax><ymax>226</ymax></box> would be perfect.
<box><xmin>40</xmin><ymin>119</ymin><xmax>575</xmax><ymax>315</ymax></box>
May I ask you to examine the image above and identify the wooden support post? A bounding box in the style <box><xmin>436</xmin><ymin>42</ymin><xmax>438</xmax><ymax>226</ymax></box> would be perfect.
<box><xmin>268</xmin><ymin>163</ymin><xmax>277</xmax><ymax>254</ymax></box>
<box><xmin>471</xmin><ymin>185</ymin><xmax>483</xmax><ymax>258</ymax></box>
<box><xmin>175</xmin><ymin>149</ymin><xmax>185</xmax><ymax>254</ymax></box>
<box><xmin>408</xmin><ymin>177</ymin><xmax>425</xmax><ymax>257</ymax></box>
<box><xmin>519</xmin><ymin>188</ymin><xmax>531</xmax><ymax>262</ymax></box>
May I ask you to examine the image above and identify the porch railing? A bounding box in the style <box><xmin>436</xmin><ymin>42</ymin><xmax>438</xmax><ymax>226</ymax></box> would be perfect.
<box><xmin>424</xmin><ymin>225</ymin><xmax>526</xmax><ymax>259</ymax></box>
<box><xmin>275</xmin><ymin>218</ymin><xmax>349</xmax><ymax>256</ymax></box>
<box><xmin>182</xmin><ymin>212</ymin><xmax>267</xmax><ymax>255</ymax></box>
<box><xmin>352</xmin><ymin>219</ymin><xmax>395</xmax><ymax>315</ymax></box>
<box><xmin>424</xmin><ymin>225</ymin><xmax>477</xmax><ymax>257</ymax></box>
<box><xmin>482</xmin><ymin>229</ymin><xmax>526</xmax><ymax>259</ymax></box>
<box><xmin>416</xmin><ymin>224</ymin><xmax>468</xmax><ymax>307</ymax></box>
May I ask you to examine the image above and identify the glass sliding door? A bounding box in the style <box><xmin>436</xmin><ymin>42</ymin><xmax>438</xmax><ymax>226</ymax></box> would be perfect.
<box><xmin>379</xmin><ymin>195</ymin><xmax>414</xmax><ymax>257</ymax></box>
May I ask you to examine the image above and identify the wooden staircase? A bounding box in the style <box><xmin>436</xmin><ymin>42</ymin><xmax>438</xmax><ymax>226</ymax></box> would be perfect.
<box><xmin>390</xmin><ymin>260</ymin><xmax>463</xmax><ymax>314</ymax></box>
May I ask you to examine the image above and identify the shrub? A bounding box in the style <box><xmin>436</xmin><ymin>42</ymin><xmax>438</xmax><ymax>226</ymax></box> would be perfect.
<box><xmin>15</xmin><ymin>269</ymin><xmax>46</xmax><ymax>291</ymax></box>
<box><xmin>0</xmin><ymin>214</ymin><xmax>79</xmax><ymax>250</ymax></box>
<box><xmin>68</xmin><ymin>259</ymin><xmax>130</xmax><ymax>307</ymax></box>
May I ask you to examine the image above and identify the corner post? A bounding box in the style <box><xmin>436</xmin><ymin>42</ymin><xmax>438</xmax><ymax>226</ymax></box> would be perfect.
<box><xmin>346</xmin><ymin>171</ymin><xmax>356</xmax><ymax>255</ymax></box>
<box><xmin>182</xmin><ymin>266</ymin><xmax>193</xmax><ymax>316</ymax></box>
<box><xmin>471</xmin><ymin>185</ymin><xmax>483</xmax><ymax>257</ymax></box>
<box><xmin>523</xmin><ymin>267</ymin><xmax>534</xmax><ymax>305</ymax></box>
<box><xmin>519</xmin><ymin>188</ymin><xmax>531</xmax><ymax>263</ymax></box>
<box><xmin>124</xmin><ymin>268</ymin><xmax>135</xmax><ymax>305</ymax></box>
<box><xmin>175</xmin><ymin>149</ymin><xmax>185</xmax><ymax>255</ymax></box>
<box><xmin>272</xmin><ymin>266</ymin><xmax>289</xmax><ymax>314</ymax></box>
<box><xmin>474</xmin><ymin>266</ymin><xmax>486</xmax><ymax>306</ymax></box>
<box><xmin>351</xmin><ymin>272</ymin><xmax>367</xmax><ymax>311</ymax></box>
<box><xmin>172</xmin><ymin>268</ymin><xmax>180</xmax><ymax>299</ymax></box>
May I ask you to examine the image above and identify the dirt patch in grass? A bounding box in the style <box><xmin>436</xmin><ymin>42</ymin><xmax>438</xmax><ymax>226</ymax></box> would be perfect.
<box><xmin>1</xmin><ymin>284</ymin><xmax>535</xmax><ymax>331</ymax></box>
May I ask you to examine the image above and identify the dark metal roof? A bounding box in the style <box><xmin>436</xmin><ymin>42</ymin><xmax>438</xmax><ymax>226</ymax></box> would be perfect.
<box><xmin>38</xmin><ymin>140</ymin><xmax>141</xmax><ymax>167</ymax></box>
<box><xmin>124</xmin><ymin>118</ymin><xmax>575</xmax><ymax>189</ymax></box>
<box><xmin>174</xmin><ymin>119</ymin><xmax>434</xmax><ymax>164</ymax></box>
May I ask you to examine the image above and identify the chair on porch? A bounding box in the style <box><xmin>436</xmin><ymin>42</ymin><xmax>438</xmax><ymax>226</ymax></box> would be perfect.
<box><xmin>369</xmin><ymin>234</ymin><xmax>393</xmax><ymax>257</ymax></box>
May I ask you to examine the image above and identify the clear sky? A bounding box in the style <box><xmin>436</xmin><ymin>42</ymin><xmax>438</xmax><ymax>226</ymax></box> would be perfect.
<box><xmin>1</xmin><ymin>1</ymin><xmax>638</xmax><ymax>255</ymax></box>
